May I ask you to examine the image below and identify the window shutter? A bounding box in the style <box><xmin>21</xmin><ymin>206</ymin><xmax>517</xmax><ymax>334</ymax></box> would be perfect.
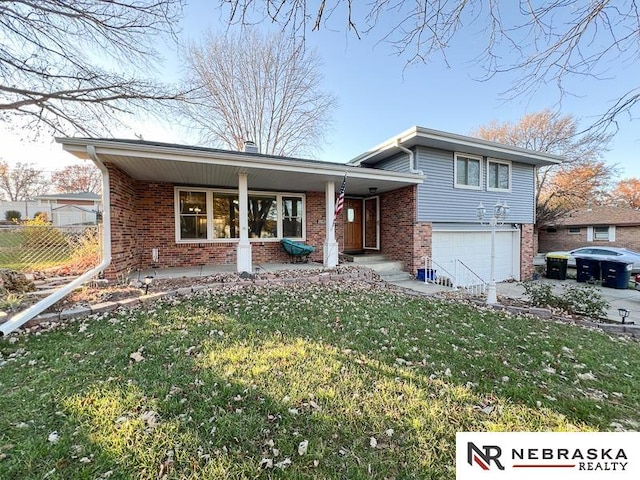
<box><xmin>609</xmin><ymin>226</ymin><xmax>616</xmax><ymax>242</ymax></box>
<box><xmin>586</xmin><ymin>226</ymin><xmax>593</xmax><ymax>242</ymax></box>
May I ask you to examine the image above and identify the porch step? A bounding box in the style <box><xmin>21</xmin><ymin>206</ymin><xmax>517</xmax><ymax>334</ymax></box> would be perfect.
<box><xmin>342</xmin><ymin>253</ymin><xmax>410</xmax><ymax>281</ymax></box>
<box><xmin>377</xmin><ymin>271</ymin><xmax>413</xmax><ymax>282</ymax></box>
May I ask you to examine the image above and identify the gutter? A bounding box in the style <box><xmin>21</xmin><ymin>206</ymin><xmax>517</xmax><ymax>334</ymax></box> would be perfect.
<box><xmin>396</xmin><ymin>139</ymin><xmax>424</xmax><ymax>175</ymax></box>
<box><xmin>0</xmin><ymin>146</ymin><xmax>112</xmax><ymax>336</ymax></box>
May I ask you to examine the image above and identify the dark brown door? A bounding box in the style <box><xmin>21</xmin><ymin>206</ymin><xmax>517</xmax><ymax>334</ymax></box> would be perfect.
<box><xmin>343</xmin><ymin>198</ymin><xmax>363</xmax><ymax>252</ymax></box>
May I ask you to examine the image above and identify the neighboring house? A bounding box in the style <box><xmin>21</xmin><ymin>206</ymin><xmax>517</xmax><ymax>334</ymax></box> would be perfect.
<box><xmin>57</xmin><ymin>126</ymin><xmax>560</xmax><ymax>282</ymax></box>
<box><xmin>35</xmin><ymin>192</ymin><xmax>102</xmax><ymax>226</ymax></box>
<box><xmin>538</xmin><ymin>206</ymin><xmax>640</xmax><ymax>253</ymax></box>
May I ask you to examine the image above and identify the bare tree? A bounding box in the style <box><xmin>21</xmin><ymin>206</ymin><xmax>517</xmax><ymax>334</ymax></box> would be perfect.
<box><xmin>0</xmin><ymin>161</ymin><xmax>48</xmax><ymax>201</ymax></box>
<box><xmin>179</xmin><ymin>29</ymin><xmax>336</xmax><ymax>157</ymax></box>
<box><xmin>471</xmin><ymin>110</ymin><xmax>614</xmax><ymax>226</ymax></box>
<box><xmin>216</xmin><ymin>1</ymin><xmax>640</xmax><ymax>132</ymax></box>
<box><xmin>51</xmin><ymin>165</ymin><xmax>102</xmax><ymax>194</ymax></box>
<box><xmin>0</xmin><ymin>0</ymin><xmax>184</xmax><ymax>136</ymax></box>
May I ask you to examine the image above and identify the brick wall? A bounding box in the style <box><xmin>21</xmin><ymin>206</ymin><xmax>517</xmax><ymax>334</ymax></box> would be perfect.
<box><xmin>538</xmin><ymin>226</ymin><xmax>640</xmax><ymax>253</ymax></box>
<box><xmin>103</xmin><ymin>174</ymin><xmax>331</xmax><ymax>279</ymax></box>
<box><xmin>379</xmin><ymin>185</ymin><xmax>430</xmax><ymax>274</ymax></box>
<box><xmin>104</xmin><ymin>164</ymin><xmax>140</xmax><ymax>279</ymax></box>
<box><xmin>520</xmin><ymin>223</ymin><xmax>535</xmax><ymax>281</ymax></box>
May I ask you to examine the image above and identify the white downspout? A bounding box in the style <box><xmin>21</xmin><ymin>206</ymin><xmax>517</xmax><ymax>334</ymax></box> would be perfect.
<box><xmin>0</xmin><ymin>146</ymin><xmax>112</xmax><ymax>336</ymax></box>
<box><xmin>396</xmin><ymin>139</ymin><xmax>423</xmax><ymax>175</ymax></box>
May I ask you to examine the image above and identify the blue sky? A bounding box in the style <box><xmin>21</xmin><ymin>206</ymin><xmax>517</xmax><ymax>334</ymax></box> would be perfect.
<box><xmin>3</xmin><ymin>1</ymin><xmax>639</xmax><ymax>179</ymax></box>
<box><xmin>166</xmin><ymin>1</ymin><xmax>640</xmax><ymax>177</ymax></box>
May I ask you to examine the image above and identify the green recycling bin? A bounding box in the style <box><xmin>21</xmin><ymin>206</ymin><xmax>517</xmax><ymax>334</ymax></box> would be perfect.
<box><xmin>546</xmin><ymin>254</ymin><xmax>568</xmax><ymax>280</ymax></box>
<box><xmin>600</xmin><ymin>260</ymin><xmax>632</xmax><ymax>289</ymax></box>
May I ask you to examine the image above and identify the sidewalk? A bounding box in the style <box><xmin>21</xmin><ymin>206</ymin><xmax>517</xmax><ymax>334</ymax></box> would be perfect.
<box><xmin>391</xmin><ymin>277</ymin><xmax>640</xmax><ymax>325</ymax></box>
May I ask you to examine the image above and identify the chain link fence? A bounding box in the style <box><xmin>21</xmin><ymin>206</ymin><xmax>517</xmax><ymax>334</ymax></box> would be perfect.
<box><xmin>0</xmin><ymin>224</ymin><xmax>101</xmax><ymax>273</ymax></box>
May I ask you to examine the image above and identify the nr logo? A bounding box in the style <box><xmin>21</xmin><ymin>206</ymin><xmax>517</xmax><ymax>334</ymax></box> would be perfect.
<box><xmin>467</xmin><ymin>442</ymin><xmax>505</xmax><ymax>470</ymax></box>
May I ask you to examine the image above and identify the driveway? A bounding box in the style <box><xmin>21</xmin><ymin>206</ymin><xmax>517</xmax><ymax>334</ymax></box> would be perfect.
<box><xmin>496</xmin><ymin>278</ymin><xmax>640</xmax><ymax>324</ymax></box>
<box><xmin>393</xmin><ymin>276</ymin><xmax>640</xmax><ymax>325</ymax></box>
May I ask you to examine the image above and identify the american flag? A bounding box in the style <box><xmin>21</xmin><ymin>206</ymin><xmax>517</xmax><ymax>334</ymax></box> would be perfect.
<box><xmin>333</xmin><ymin>173</ymin><xmax>347</xmax><ymax>224</ymax></box>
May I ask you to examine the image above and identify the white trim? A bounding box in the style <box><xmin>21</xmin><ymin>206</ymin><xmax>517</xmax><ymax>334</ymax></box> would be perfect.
<box><xmin>486</xmin><ymin>158</ymin><xmax>512</xmax><ymax>192</ymax></box>
<box><xmin>454</xmin><ymin>153</ymin><xmax>483</xmax><ymax>190</ymax></box>
<box><xmin>587</xmin><ymin>226</ymin><xmax>594</xmax><ymax>242</ymax></box>
<box><xmin>174</xmin><ymin>186</ymin><xmax>306</xmax><ymax>243</ymax></box>
<box><xmin>610</xmin><ymin>225</ymin><xmax>616</xmax><ymax>242</ymax></box>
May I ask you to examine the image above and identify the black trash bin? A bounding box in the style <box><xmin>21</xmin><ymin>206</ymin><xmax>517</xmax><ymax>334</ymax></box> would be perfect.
<box><xmin>546</xmin><ymin>254</ymin><xmax>568</xmax><ymax>280</ymax></box>
<box><xmin>575</xmin><ymin>257</ymin><xmax>601</xmax><ymax>283</ymax></box>
<box><xmin>600</xmin><ymin>260</ymin><xmax>632</xmax><ymax>289</ymax></box>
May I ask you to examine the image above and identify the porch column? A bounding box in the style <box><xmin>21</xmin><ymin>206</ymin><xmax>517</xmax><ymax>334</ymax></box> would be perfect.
<box><xmin>324</xmin><ymin>180</ymin><xmax>339</xmax><ymax>267</ymax></box>
<box><xmin>237</xmin><ymin>173</ymin><xmax>252</xmax><ymax>273</ymax></box>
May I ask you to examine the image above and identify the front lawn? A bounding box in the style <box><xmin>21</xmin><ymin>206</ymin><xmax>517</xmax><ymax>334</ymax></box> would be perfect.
<box><xmin>1</xmin><ymin>281</ymin><xmax>638</xmax><ymax>479</ymax></box>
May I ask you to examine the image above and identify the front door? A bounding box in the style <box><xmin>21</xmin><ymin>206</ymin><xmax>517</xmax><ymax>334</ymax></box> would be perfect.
<box><xmin>343</xmin><ymin>198</ymin><xmax>363</xmax><ymax>253</ymax></box>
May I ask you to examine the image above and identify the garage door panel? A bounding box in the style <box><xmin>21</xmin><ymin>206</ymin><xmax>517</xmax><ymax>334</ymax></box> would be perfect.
<box><xmin>432</xmin><ymin>231</ymin><xmax>519</xmax><ymax>283</ymax></box>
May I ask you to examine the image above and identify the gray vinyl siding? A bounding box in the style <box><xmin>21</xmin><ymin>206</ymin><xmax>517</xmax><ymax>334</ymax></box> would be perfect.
<box><xmin>414</xmin><ymin>146</ymin><xmax>535</xmax><ymax>224</ymax></box>
<box><xmin>374</xmin><ymin>153</ymin><xmax>411</xmax><ymax>173</ymax></box>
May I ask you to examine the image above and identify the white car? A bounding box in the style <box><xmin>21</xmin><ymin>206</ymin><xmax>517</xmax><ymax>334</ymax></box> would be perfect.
<box><xmin>546</xmin><ymin>247</ymin><xmax>640</xmax><ymax>273</ymax></box>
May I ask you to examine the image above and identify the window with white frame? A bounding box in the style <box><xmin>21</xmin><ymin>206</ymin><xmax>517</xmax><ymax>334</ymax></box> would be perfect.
<box><xmin>454</xmin><ymin>153</ymin><xmax>482</xmax><ymax>189</ymax></box>
<box><xmin>568</xmin><ymin>227</ymin><xmax>581</xmax><ymax>234</ymax></box>
<box><xmin>487</xmin><ymin>159</ymin><xmax>511</xmax><ymax>191</ymax></box>
<box><xmin>594</xmin><ymin>226</ymin><xmax>610</xmax><ymax>240</ymax></box>
<box><xmin>175</xmin><ymin>188</ymin><xmax>304</xmax><ymax>242</ymax></box>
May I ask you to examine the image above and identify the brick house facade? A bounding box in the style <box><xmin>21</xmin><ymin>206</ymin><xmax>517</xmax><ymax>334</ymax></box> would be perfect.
<box><xmin>538</xmin><ymin>206</ymin><xmax>640</xmax><ymax>254</ymax></box>
<box><xmin>59</xmin><ymin>128</ymin><xmax>557</xmax><ymax>285</ymax></box>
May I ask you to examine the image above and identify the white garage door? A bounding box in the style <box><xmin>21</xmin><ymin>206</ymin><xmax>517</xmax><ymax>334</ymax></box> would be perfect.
<box><xmin>432</xmin><ymin>230</ymin><xmax>520</xmax><ymax>283</ymax></box>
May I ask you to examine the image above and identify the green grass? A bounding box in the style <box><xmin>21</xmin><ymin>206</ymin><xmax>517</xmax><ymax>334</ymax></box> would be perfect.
<box><xmin>1</xmin><ymin>281</ymin><xmax>639</xmax><ymax>479</ymax></box>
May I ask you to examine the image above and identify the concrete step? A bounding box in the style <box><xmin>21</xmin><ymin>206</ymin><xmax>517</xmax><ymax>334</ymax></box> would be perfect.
<box><xmin>342</xmin><ymin>254</ymin><xmax>389</xmax><ymax>264</ymax></box>
<box><xmin>378</xmin><ymin>271</ymin><xmax>413</xmax><ymax>282</ymax></box>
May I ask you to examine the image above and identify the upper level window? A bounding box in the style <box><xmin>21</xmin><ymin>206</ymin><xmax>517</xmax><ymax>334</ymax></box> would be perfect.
<box><xmin>487</xmin><ymin>159</ymin><xmax>511</xmax><ymax>191</ymax></box>
<box><xmin>568</xmin><ymin>227</ymin><xmax>581</xmax><ymax>234</ymax></box>
<box><xmin>176</xmin><ymin>188</ymin><xmax>304</xmax><ymax>242</ymax></box>
<box><xmin>454</xmin><ymin>153</ymin><xmax>482</xmax><ymax>189</ymax></box>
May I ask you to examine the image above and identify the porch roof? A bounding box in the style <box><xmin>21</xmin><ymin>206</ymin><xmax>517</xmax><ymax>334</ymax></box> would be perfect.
<box><xmin>56</xmin><ymin>138</ymin><xmax>423</xmax><ymax>196</ymax></box>
<box><xmin>349</xmin><ymin>126</ymin><xmax>564</xmax><ymax>167</ymax></box>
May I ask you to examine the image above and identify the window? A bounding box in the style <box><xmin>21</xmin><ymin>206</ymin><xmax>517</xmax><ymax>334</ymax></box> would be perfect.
<box><xmin>248</xmin><ymin>195</ymin><xmax>277</xmax><ymax>238</ymax></box>
<box><xmin>568</xmin><ymin>227</ymin><xmax>581</xmax><ymax>234</ymax></box>
<box><xmin>282</xmin><ymin>197</ymin><xmax>303</xmax><ymax>237</ymax></box>
<box><xmin>179</xmin><ymin>190</ymin><xmax>208</xmax><ymax>239</ymax></box>
<box><xmin>594</xmin><ymin>226</ymin><xmax>610</xmax><ymax>241</ymax></box>
<box><xmin>212</xmin><ymin>193</ymin><xmax>238</xmax><ymax>238</ymax></box>
<box><xmin>175</xmin><ymin>188</ymin><xmax>304</xmax><ymax>242</ymax></box>
<box><xmin>487</xmin><ymin>159</ymin><xmax>511</xmax><ymax>191</ymax></box>
<box><xmin>454</xmin><ymin>153</ymin><xmax>482</xmax><ymax>189</ymax></box>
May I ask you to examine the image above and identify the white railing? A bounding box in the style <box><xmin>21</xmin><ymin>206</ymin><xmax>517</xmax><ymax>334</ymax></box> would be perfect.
<box><xmin>422</xmin><ymin>256</ymin><xmax>487</xmax><ymax>295</ymax></box>
<box><xmin>454</xmin><ymin>259</ymin><xmax>487</xmax><ymax>295</ymax></box>
<box><xmin>422</xmin><ymin>256</ymin><xmax>455</xmax><ymax>287</ymax></box>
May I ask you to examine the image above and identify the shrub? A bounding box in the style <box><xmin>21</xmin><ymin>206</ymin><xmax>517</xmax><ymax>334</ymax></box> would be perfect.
<box><xmin>5</xmin><ymin>210</ymin><xmax>21</xmax><ymax>222</ymax></box>
<box><xmin>521</xmin><ymin>281</ymin><xmax>609</xmax><ymax>319</ymax></box>
<box><xmin>32</xmin><ymin>211</ymin><xmax>49</xmax><ymax>221</ymax></box>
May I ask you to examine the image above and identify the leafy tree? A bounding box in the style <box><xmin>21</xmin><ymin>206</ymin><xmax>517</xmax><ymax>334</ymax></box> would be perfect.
<box><xmin>179</xmin><ymin>29</ymin><xmax>336</xmax><ymax>157</ymax></box>
<box><xmin>217</xmin><ymin>1</ymin><xmax>640</xmax><ymax>132</ymax></box>
<box><xmin>471</xmin><ymin>110</ymin><xmax>614</xmax><ymax>226</ymax></box>
<box><xmin>0</xmin><ymin>0</ymin><xmax>184</xmax><ymax>136</ymax></box>
<box><xmin>0</xmin><ymin>161</ymin><xmax>48</xmax><ymax>201</ymax></box>
<box><xmin>611</xmin><ymin>178</ymin><xmax>640</xmax><ymax>209</ymax></box>
<box><xmin>51</xmin><ymin>165</ymin><xmax>102</xmax><ymax>194</ymax></box>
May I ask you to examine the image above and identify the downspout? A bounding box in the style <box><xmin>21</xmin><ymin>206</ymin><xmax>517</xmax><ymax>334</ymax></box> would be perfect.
<box><xmin>396</xmin><ymin>139</ymin><xmax>423</xmax><ymax>175</ymax></box>
<box><xmin>1</xmin><ymin>146</ymin><xmax>112</xmax><ymax>336</ymax></box>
